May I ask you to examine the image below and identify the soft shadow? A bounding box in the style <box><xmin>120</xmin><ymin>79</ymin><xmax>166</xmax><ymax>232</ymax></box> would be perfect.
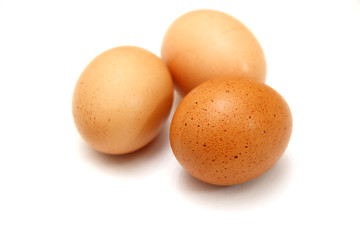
<box><xmin>177</xmin><ymin>152</ymin><xmax>294</xmax><ymax>209</ymax></box>
<box><xmin>77</xmin><ymin>89</ymin><xmax>183</xmax><ymax>177</ymax></box>
<box><xmin>78</xmin><ymin>119</ymin><xmax>172</xmax><ymax>177</ymax></box>
<box><xmin>169</xmin><ymin>89</ymin><xmax>183</xmax><ymax>118</ymax></box>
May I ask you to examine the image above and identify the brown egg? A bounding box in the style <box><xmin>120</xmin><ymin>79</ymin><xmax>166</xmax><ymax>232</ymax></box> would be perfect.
<box><xmin>72</xmin><ymin>46</ymin><xmax>173</xmax><ymax>155</ymax></box>
<box><xmin>170</xmin><ymin>78</ymin><xmax>292</xmax><ymax>186</ymax></box>
<box><xmin>161</xmin><ymin>9</ymin><xmax>266</xmax><ymax>95</ymax></box>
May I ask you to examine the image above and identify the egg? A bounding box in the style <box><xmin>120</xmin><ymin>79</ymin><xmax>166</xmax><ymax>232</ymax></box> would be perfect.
<box><xmin>170</xmin><ymin>77</ymin><xmax>292</xmax><ymax>186</ymax></box>
<box><xmin>161</xmin><ymin>9</ymin><xmax>267</xmax><ymax>95</ymax></box>
<box><xmin>72</xmin><ymin>46</ymin><xmax>174</xmax><ymax>155</ymax></box>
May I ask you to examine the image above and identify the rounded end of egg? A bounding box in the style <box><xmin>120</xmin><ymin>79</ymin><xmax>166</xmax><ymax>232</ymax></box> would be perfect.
<box><xmin>161</xmin><ymin>9</ymin><xmax>267</xmax><ymax>96</ymax></box>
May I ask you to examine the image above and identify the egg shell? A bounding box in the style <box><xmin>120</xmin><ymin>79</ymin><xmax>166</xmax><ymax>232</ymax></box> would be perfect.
<box><xmin>161</xmin><ymin>9</ymin><xmax>267</xmax><ymax>95</ymax></box>
<box><xmin>170</xmin><ymin>78</ymin><xmax>292</xmax><ymax>186</ymax></box>
<box><xmin>72</xmin><ymin>46</ymin><xmax>174</xmax><ymax>155</ymax></box>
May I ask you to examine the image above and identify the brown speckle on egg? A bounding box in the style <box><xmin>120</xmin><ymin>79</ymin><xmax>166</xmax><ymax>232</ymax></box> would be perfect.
<box><xmin>170</xmin><ymin>77</ymin><xmax>292</xmax><ymax>186</ymax></box>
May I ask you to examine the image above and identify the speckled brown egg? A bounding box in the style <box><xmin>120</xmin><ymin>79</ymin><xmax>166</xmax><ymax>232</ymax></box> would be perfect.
<box><xmin>170</xmin><ymin>77</ymin><xmax>292</xmax><ymax>186</ymax></box>
<box><xmin>72</xmin><ymin>46</ymin><xmax>173</xmax><ymax>155</ymax></box>
<box><xmin>161</xmin><ymin>9</ymin><xmax>266</xmax><ymax>95</ymax></box>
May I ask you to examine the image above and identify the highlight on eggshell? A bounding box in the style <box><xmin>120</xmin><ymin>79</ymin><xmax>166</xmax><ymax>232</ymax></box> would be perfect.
<box><xmin>161</xmin><ymin>9</ymin><xmax>267</xmax><ymax>96</ymax></box>
<box><xmin>72</xmin><ymin>46</ymin><xmax>174</xmax><ymax>155</ymax></box>
<box><xmin>170</xmin><ymin>77</ymin><xmax>292</xmax><ymax>186</ymax></box>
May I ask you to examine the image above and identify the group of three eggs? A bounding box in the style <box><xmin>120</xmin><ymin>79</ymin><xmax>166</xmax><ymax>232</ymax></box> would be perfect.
<box><xmin>72</xmin><ymin>9</ymin><xmax>292</xmax><ymax>186</ymax></box>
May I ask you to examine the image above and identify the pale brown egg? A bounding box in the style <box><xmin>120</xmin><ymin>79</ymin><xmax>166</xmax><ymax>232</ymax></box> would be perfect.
<box><xmin>72</xmin><ymin>46</ymin><xmax>173</xmax><ymax>155</ymax></box>
<box><xmin>170</xmin><ymin>77</ymin><xmax>292</xmax><ymax>186</ymax></box>
<box><xmin>161</xmin><ymin>9</ymin><xmax>267</xmax><ymax>95</ymax></box>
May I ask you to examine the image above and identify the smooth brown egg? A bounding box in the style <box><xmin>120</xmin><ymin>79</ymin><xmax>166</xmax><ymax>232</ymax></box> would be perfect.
<box><xmin>72</xmin><ymin>46</ymin><xmax>173</xmax><ymax>155</ymax></box>
<box><xmin>170</xmin><ymin>77</ymin><xmax>292</xmax><ymax>186</ymax></box>
<box><xmin>161</xmin><ymin>9</ymin><xmax>267</xmax><ymax>95</ymax></box>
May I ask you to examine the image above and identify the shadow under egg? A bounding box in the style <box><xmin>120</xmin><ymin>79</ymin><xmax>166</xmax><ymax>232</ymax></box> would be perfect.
<box><xmin>176</xmin><ymin>152</ymin><xmax>293</xmax><ymax>209</ymax></box>
<box><xmin>77</xmin><ymin>119</ymin><xmax>172</xmax><ymax>176</ymax></box>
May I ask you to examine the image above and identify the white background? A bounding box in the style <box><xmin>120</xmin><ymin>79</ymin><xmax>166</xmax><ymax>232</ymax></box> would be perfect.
<box><xmin>1</xmin><ymin>0</ymin><xmax>360</xmax><ymax>239</ymax></box>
